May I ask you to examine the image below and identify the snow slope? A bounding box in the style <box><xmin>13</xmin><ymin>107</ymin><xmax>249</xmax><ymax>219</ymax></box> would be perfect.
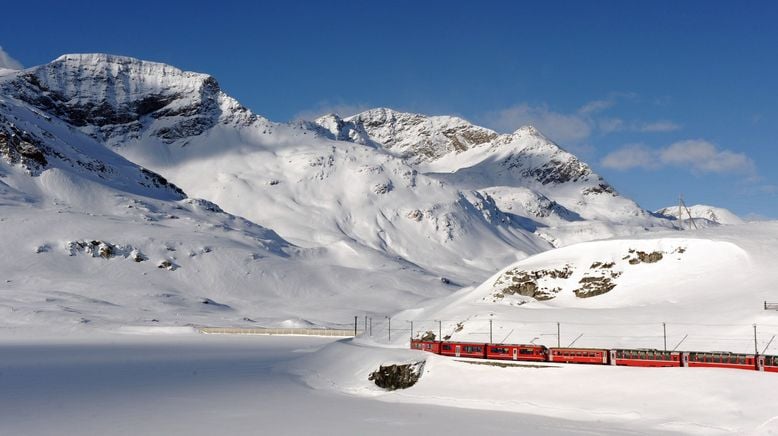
<box><xmin>656</xmin><ymin>204</ymin><xmax>745</xmax><ymax>226</ymax></box>
<box><xmin>295</xmin><ymin>338</ymin><xmax>778</xmax><ymax>435</ymax></box>
<box><xmin>0</xmin><ymin>81</ymin><xmax>458</xmax><ymax>336</ymax></box>
<box><xmin>293</xmin><ymin>222</ymin><xmax>778</xmax><ymax>435</ymax></box>
<box><xmin>386</xmin><ymin>223</ymin><xmax>778</xmax><ymax>353</ymax></box>
<box><xmin>1</xmin><ymin>54</ymin><xmax>674</xmax><ymax>286</ymax></box>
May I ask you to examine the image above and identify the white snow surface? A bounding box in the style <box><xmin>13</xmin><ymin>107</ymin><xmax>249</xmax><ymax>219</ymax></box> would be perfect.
<box><xmin>1</xmin><ymin>54</ymin><xmax>675</xmax><ymax>287</ymax></box>
<box><xmin>656</xmin><ymin>204</ymin><xmax>745</xmax><ymax>226</ymax></box>
<box><xmin>292</xmin><ymin>223</ymin><xmax>778</xmax><ymax>435</ymax></box>
<box><xmin>296</xmin><ymin>338</ymin><xmax>778</xmax><ymax>436</ymax></box>
<box><xmin>1</xmin><ymin>335</ymin><xmax>679</xmax><ymax>436</ymax></box>
<box><xmin>1</xmin><ymin>53</ymin><xmax>777</xmax><ymax>435</ymax></box>
<box><xmin>389</xmin><ymin>222</ymin><xmax>778</xmax><ymax>354</ymax></box>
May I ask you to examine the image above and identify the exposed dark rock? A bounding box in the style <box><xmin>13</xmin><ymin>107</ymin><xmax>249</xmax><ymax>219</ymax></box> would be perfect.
<box><xmin>158</xmin><ymin>260</ymin><xmax>174</xmax><ymax>270</ymax></box>
<box><xmin>200</xmin><ymin>298</ymin><xmax>232</xmax><ymax>310</ymax></box>
<box><xmin>372</xmin><ymin>180</ymin><xmax>393</xmax><ymax>194</ymax></box>
<box><xmin>368</xmin><ymin>362</ymin><xmax>424</xmax><ymax>391</ymax></box>
<box><xmin>421</xmin><ymin>331</ymin><xmax>436</xmax><ymax>341</ymax></box>
<box><xmin>574</xmin><ymin>276</ymin><xmax>617</xmax><ymax>298</ymax></box>
<box><xmin>492</xmin><ymin>266</ymin><xmax>573</xmax><ymax>301</ymax></box>
<box><xmin>628</xmin><ymin>250</ymin><xmax>664</xmax><ymax>265</ymax></box>
<box><xmin>0</xmin><ymin>121</ymin><xmax>48</xmax><ymax>172</ymax></box>
<box><xmin>583</xmin><ymin>183</ymin><xmax>616</xmax><ymax>196</ymax></box>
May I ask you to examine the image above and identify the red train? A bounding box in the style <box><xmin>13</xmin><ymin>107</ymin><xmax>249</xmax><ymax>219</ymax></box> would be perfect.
<box><xmin>411</xmin><ymin>340</ymin><xmax>778</xmax><ymax>372</ymax></box>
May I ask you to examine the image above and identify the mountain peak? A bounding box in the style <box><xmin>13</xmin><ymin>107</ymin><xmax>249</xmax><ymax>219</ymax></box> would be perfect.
<box><xmin>342</xmin><ymin>108</ymin><xmax>498</xmax><ymax>162</ymax></box>
<box><xmin>2</xmin><ymin>53</ymin><xmax>263</xmax><ymax>147</ymax></box>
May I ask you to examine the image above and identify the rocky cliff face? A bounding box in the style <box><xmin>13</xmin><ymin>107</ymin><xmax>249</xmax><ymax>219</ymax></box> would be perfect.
<box><xmin>0</xmin><ymin>73</ymin><xmax>186</xmax><ymax>200</ymax></box>
<box><xmin>1</xmin><ymin>54</ymin><xmax>259</xmax><ymax>148</ymax></box>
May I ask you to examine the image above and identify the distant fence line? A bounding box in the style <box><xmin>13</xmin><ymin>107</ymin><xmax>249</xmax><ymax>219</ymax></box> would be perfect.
<box><xmin>198</xmin><ymin>327</ymin><xmax>356</xmax><ymax>337</ymax></box>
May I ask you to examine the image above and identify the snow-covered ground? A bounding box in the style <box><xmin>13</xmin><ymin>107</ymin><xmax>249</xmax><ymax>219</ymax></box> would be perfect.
<box><xmin>390</xmin><ymin>222</ymin><xmax>778</xmax><ymax>354</ymax></box>
<box><xmin>2</xmin><ymin>53</ymin><xmax>777</xmax><ymax>435</ymax></box>
<box><xmin>0</xmin><ymin>334</ymin><xmax>664</xmax><ymax>436</ymax></box>
<box><xmin>295</xmin><ymin>338</ymin><xmax>778</xmax><ymax>436</ymax></box>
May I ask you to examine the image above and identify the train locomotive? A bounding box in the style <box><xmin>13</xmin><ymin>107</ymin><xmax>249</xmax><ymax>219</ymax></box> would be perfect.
<box><xmin>411</xmin><ymin>340</ymin><xmax>778</xmax><ymax>372</ymax></box>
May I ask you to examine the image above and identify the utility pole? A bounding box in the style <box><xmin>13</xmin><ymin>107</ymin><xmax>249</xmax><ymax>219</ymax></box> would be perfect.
<box><xmin>754</xmin><ymin>324</ymin><xmax>759</xmax><ymax>355</ymax></box>
<box><xmin>489</xmin><ymin>319</ymin><xmax>493</xmax><ymax>343</ymax></box>
<box><xmin>386</xmin><ymin>316</ymin><xmax>391</xmax><ymax>342</ymax></box>
<box><xmin>557</xmin><ymin>322</ymin><xmax>561</xmax><ymax>348</ymax></box>
<box><xmin>679</xmin><ymin>194</ymin><xmax>684</xmax><ymax>230</ymax></box>
<box><xmin>354</xmin><ymin>316</ymin><xmax>357</xmax><ymax>337</ymax></box>
<box><xmin>436</xmin><ymin>320</ymin><xmax>442</xmax><ymax>341</ymax></box>
<box><xmin>369</xmin><ymin>317</ymin><xmax>372</xmax><ymax>336</ymax></box>
<box><xmin>364</xmin><ymin>315</ymin><xmax>367</xmax><ymax>334</ymax></box>
<box><xmin>663</xmin><ymin>322</ymin><xmax>667</xmax><ymax>352</ymax></box>
<box><xmin>408</xmin><ymin>321</ymin><xmax>414</xmax><ymax>341</ymax></box>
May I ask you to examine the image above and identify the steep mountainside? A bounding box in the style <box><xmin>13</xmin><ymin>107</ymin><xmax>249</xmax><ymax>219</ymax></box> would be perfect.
<box><xmin>322</xmin><ymin>108</ymin><xmax>668</xmax><ymax>246</ymax></box>
<box><xmin>0</xmin><ymin>54</ymin><xmax>675</xmax><ymax>321</ymax></box>
<box><xmin>0</xmin><ymin>65</ymin><xmax>457</xmax><ymax>333</ymax></box>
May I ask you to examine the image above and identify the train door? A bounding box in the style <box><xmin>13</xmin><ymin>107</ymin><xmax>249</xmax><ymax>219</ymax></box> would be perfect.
<box><xmin>512</xmin><ymin>348</ymin><xmax>518</xmax><ymax>361</ymax></box>
<box><xmin>455</xmin><ymin>345</ymin><xmax>461</xmax><ymax>357</ymax></box>
<box><xmin>757</xmin><ymin>355</ymin><xmax>765</xmax><ymax>371</ymax></box>
<box><xmin>608</xmin><ymin>350</ymin><xmax>616</xmax><ymax>365</ymax></box>
<box><xmin>681</xmin><ymin>352</ymin><xmax>689</xmax><ymax>367</ymax></box>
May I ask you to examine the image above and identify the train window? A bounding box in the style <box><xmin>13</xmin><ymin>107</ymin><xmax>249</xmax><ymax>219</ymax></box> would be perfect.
<box><xmin>491</xmin><ymin>347</ymin><xmax>508</xmax><ymax>354</ymax></box>
<box><xmin>442</xmin><ymin>345</ymin><xmax>451</xmax><ymax>351</ymax></box>
<box><xmin>520</xmin><ymin>348</ymin><xmax>533</xmax><ymax>355</ymax></box>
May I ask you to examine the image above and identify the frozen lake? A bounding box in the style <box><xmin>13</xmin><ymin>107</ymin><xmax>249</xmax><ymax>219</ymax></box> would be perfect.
<box><xmin>0</xmin><ymin>335</ymin><xmax>662</xmax><ymax>435</ymax></box>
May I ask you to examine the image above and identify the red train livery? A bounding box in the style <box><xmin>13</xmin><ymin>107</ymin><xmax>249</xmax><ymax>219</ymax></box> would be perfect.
<box><xmin>486</xmin><ymin>344</ymin><xmax>547</xmax><ymax>361</ymax></box>
<box><xmin>549</xmin><ymin>348</ymin><xmax>608</xmax><ymax>364</ymax></box>
<box><xmin>611</xmin><ymin>349</ymin><xmax>684</xmax><ymax>367</ymax></box>
<box><xmin>686</xmin><ymin>352</ymin><xmax>762</xmax><ymax>371</ymax></box>
<box><xmin>410</xmin><ymin>339</ymin><xmax>778</xmax><ymax>373</ymax></box>
<box><xmin>439</xmin><ymin>341</ymin><xmax>486</xmax><ymax>358</ymax></box>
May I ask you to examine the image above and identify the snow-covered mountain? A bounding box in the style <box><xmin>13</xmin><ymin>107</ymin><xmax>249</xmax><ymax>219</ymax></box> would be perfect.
<box><xmin>655</xmin><ymin>204</ymin><xmax>744</xmax><ymax>226</ymax></box>
<box><xmin>395</xmin><ymin>221</ymin><xmax>778</xmax><ymax>354</ymax></box>
<box><xmin>320</xmin><ymin>107</ymin><xmax>668</xmax><ymax>246</ymax></box>
<box><xmin>0</xmin><ymin>53</ymin><xmax>680</xmax><ymax>332</ymax></box>
<box><xmin>0</xmin><ymin>61</ymin><xmax>456</xmax><ymax>334</ymax></box>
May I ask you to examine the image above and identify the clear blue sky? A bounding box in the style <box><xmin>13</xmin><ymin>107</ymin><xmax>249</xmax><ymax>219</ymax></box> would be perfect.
<box><xmin>1</xmin><ymin>1</ymin><xmax>777</xmax><ymax>218</ymax></box>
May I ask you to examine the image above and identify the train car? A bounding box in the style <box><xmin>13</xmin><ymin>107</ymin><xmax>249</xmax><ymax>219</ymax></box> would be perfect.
<box><xmin>686</xmin><ymin>351</ymin><xmax>762</xmax><ymax>371</ymax></box>
<box><xmin>549</xmin><ymin>347</ymin><xmax>609</xmax><ymax>364</ymax></box>
<box><xmin>611</xmin><ymin>349</ymin><xmax>685</xmax><ymax>367</ymax></box>
<box><xmin>439</xmin><ymin>341</ymin><xmax>487</xmax><ymax>359</ymax></box>
<box><xmin>485</xmin><ymin>344</ymin><xmax>547</xmax><ymax>361</ymax></box>
<box><xmin>764</xmin><ymin>355</ymin><xmax>778</xmax><ymax>373</ymax></box>
<box><xmin>410</xmin><ymin>339</ymin><xmax>441</xmax><ymax>354</ymax></box>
